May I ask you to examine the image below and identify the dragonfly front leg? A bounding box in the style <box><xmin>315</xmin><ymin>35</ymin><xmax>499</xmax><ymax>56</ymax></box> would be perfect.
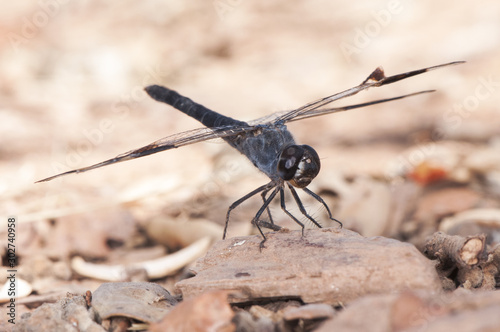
<box><xmin>303</xmin><ymin>187</ymin><xmax>342</xmax><ymax>228</ymax></box>
<box><xmin>279</xmin><ymin>187</ymin><xmax>306</xmax><ymax>236</ymax></box>
<box><xmin>287</xmin><ymin>183</ymin><xmax>322</xmax><ymax>229</ymax></box>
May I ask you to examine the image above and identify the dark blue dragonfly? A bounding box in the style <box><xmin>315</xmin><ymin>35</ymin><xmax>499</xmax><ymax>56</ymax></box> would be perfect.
<box><xmin>38</xmin><ymin>61</ymin><xmax>463</xmax><ymax>247</ymax></box>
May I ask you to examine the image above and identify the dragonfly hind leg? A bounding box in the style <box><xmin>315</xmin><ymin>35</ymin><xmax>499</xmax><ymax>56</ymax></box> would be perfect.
<box><xmin>250</xmin><ymin>186</ymin><xmax>280</xmax><ymax>249</ymax></box>
<box><xmin>224</xmin><ymin>181</ymin><xmax>275</xmax><ymax>240</ymax></box>
<box><xmin>255</xmin><ymin>187</ymin><xmax>283</xmax><ymax>232</ymax></box>
<box><xmin>224</xmin><ymin>181</ymin><xmax>282</xmax><ymax>249</ymax></box>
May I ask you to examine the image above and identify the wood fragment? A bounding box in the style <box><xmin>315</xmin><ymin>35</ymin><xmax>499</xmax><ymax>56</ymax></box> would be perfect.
<box><xmin>423</xmin><ymin>232</ymin><xmax>500</xmax><ymax>289</ymax></box>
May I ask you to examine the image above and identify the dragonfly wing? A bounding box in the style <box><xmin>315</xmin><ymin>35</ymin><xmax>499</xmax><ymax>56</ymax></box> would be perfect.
<box><xmin>247</xmin><ymin>110</ymin><xmax>290</xmax><ymax>126</ymax></box>
<box><xmin>37</xmin><ymin>125</ymin><xmax>254</xmax><ymax>182</ymax></box>
<box><xmin>286</xmin><ymin>90</ymin><xmax>435</xmax><ymax>123</ymax></box>
<box><xmin>271</xmin><ymin>61</ymin><xmax>464</xmax><ymax>124</ymax></box>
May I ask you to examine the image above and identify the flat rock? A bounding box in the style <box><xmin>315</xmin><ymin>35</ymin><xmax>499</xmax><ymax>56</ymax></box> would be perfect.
<box><xmin>176</xmin><ymin>228</ymin><xmax>441</xmax><ymax>305</ymax></box>
<box><xmin>92</xmin><ymin>282</ymin><xmax>177</xmax><ymax>323</ymax></box>
<box><xmin>316</xmin><ymin>289</ymin><xmax>500</xmax><ymax>332</ymax></box>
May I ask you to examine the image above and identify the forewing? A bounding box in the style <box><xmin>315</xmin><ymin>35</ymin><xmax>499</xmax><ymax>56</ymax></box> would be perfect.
<box><xmin>37</xmin><ymin>125</ymin><xmax>254</xmax><ymax>182</ymax></box>
<box><xmin>247</xmin><ymin>110</ymin><xmax>290</xmax><ymax>126</ymax></box>
<box><xmin>269</xmin><ymin>61</ymin><xmax>464</xmax><ymax>124</ymax></box>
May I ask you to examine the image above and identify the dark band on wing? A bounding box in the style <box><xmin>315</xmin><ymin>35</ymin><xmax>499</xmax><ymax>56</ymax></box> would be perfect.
<box><xmin>362</xmin><ymin>61</ymin><xmax>465</xmax><ymax>85</ymax></box>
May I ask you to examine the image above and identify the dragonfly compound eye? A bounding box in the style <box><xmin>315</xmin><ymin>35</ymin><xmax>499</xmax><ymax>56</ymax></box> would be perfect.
<box><xmin>278</xmin><ymin>145</ymin><xmax>320</xmax><ymax>188</ymax></box>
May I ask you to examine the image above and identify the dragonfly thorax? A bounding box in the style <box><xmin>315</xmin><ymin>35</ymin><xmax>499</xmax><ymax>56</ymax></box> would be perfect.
<box><xmin>277</xmin><ymin>145</ymin><xmax>320</xmax><ymax>188</ymax></box>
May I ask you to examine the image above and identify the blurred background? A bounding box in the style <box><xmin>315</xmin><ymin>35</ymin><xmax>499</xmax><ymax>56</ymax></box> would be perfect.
<box><xmin>1</xmin><ymin>1</ymin><xmax>499</xmax><ymax>262</ymax></box>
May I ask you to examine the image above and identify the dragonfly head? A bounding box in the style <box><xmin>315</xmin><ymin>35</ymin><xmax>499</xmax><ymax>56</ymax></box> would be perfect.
<box><xmin>277</xmin><ymin>145</ymin><xmax>320</xmax><ymax>188</ymax></box>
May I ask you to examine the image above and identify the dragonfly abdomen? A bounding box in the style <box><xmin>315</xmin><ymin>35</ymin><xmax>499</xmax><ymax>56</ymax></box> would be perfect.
<box><xmin>145</xmin><ymin>85</ymin><xmax>247</xmax><ymax>128</ymax></box>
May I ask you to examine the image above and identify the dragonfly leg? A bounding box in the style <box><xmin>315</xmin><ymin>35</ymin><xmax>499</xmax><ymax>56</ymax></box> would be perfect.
<box><xmin>287</xmin><ymin>183</ymin><xmax>322</xmax><ymax>229</ymax></box>
<box><xmin>254</xmin><ymin>220</ymin><xmax>282</xmax><ymax>231</ymax></box>
<box><xmin>261</xmin><ymin>188</ymin><xmax>275</xmax><ymax>225</ymax></box>
<box><xmin>303</xmin><ymin>187</ymin><xmax>342</xmax><ymax>228</ymax></box>
<box><xmin>250</xmin><ymin>187</ymin><xmax>280</xmax><ymax>250</ymax></box>
<box><xmin>224</xmin><ymin>182</ymin><xmax>275</xmax><ymax>240</ymax></box>
<box><xmin>279</xmin><ymin>187</ymin><xmax>306</xmax><ymax>236</ymax></box>
<box><xmin>222</xmin><ymin>181</ymin><xmax>281</xmax><ymax>240</ymax></box>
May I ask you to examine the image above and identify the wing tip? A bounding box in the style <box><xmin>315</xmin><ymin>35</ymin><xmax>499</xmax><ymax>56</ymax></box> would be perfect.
<box><xmin>35</xmin><ymin>170</ymin><xmax>78</xmax><ymax>183</ymax></box>
<box><xmin>426</xmin><ymin>60</ymin><xmax>466</xmax><ymax>72</ymax></box>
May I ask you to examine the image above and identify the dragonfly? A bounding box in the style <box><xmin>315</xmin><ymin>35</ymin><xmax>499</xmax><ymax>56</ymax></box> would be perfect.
<box><xmin>38</xmin><ymin>61</ymin><xmax>463</xmax><ymax>248</ymax></box>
